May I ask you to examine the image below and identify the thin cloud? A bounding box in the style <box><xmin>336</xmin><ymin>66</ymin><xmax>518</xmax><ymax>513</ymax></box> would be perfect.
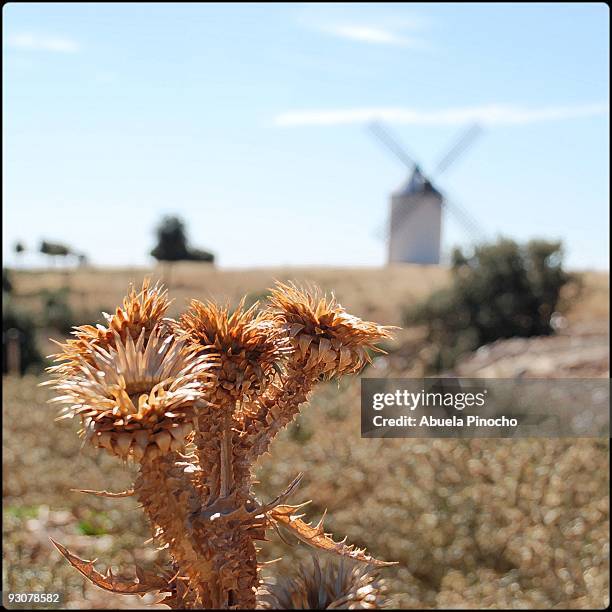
<box><xmin>321</xmin><ymin>24</ymin><xmax>419</xmax><ymax>47</ymax></box>
<box><xmin>6</xmin><ymin>33</ymin><xmax>79</xmax><ymax>53</ymax></box>
<box><xmin>275</xmin><ymin>103</ymin><xmax>609</xmax><ymax>127</ymax></box>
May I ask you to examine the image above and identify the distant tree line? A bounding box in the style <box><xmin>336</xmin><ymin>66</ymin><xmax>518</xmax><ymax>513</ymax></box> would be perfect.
<box><xmin>12</xmin><ymin>240</ymin><xmax>88</xmax><ymax>266</ymax></box>
<box><xmin>12</xmin><ymin>213</ymin><xmax>215</xmax><ymax>269</ymax></box>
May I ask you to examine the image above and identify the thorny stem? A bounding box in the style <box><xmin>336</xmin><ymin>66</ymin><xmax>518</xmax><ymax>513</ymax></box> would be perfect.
<box><xmin>186</xmin><ymin>401</ymin><xmax>260</xmax><ymax>609</ymax></box>
<box><xmin>245</xmin><ymin>370</ymin><xmax>315</xmax><ymax>462</ymax></box>
<box><xmin>220</xmin><ymin>410</ymin><xmax>234</xmax><ymax>498</ymax></box>
<box><xmin>134</xmin><ymin>454</ymin><xmax>209</xmax><ymax>607</ymax></box>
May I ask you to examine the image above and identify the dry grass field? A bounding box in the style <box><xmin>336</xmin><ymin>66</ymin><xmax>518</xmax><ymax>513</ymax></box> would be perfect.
<box><xmin>9</xmin><ymin>264</ymin><xmax>608</xmax><ymax>325</ymax></box>
<box><xmin>8</xmin><ymin>263</ymin><xmax>450</xmax><ymax>325</ymax></box>
<box><xmin>2</xmin><ymin>265</ymin><xmax>609</xmax><ymax>609</ymax></box>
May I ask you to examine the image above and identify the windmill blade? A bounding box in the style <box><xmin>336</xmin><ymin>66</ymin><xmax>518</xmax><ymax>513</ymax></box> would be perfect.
<box><xmin>368</xmin><ymin>121</ymin><xmax>419</xmax><ymax>171</ymax></box>
<box><xmin>433</xmin><ymin>123</ymin><xmax>482</xmax><ymax>178</ymax></box>
<box><xmin>441</xmin><ymin>197</ymin><xmax>486</xmax><ymax>243</ymax></box>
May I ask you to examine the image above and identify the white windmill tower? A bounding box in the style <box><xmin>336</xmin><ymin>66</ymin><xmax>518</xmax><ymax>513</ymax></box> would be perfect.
<box><xmin>370</xmin><ymin>122</ymin><xmax>484</xmax><ymax>265</ymax></box>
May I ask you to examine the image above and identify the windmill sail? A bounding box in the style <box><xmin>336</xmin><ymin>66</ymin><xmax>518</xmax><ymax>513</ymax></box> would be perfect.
<box><xmin>433</xmin><ymin>124</ymin><xmax>482</xmax><ymax>178</ymax></box>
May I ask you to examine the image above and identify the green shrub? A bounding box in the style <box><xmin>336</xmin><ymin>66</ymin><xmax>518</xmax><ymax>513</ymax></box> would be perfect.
<box><xmin>405</xmin><ymin>238</ymin><xmax>572</xmax><ymax>370</ymax></box>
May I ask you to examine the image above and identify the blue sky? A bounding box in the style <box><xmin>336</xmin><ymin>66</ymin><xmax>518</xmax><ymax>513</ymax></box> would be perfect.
<box><xmin>3</xmin><ymin>2</ymin><xmax>609</xmax><ymax>269</ymax></box>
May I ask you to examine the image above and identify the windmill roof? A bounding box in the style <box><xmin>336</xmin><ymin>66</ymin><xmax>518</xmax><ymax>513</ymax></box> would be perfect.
<box><xmin>394</xmin><ymin>166</ymin><xmax>442</xmax><ymax>197</ymax></box>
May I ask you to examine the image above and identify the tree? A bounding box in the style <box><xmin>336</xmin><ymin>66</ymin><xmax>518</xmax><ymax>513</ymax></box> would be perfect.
<box><xmin>150</xmin><ymin>216</ymin><xmax>190</xmax><ymax>261</ymax></box>
<box><xmin>40</xmin><ymin>240</ymin><xmax>81</xmax><ymax>271</ymax></box>
<box><xmin>40</xmin><ymin>240</ymin><xmax>72</xmax><ymax>266</ymax></box>
<box><xmin>150</xmin><ymin>215</ymin><xmax>214</xmax><ymax>263</ymax></box>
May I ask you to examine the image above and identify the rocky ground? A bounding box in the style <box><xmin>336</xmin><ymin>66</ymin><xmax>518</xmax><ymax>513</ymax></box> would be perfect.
<box><xmin>455</xmin><ymin>321</ymin><xmax>609</xmax><ymax>378</ymax></box>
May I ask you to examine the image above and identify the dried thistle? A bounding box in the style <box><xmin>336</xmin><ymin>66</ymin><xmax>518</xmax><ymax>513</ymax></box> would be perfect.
<box><xmin>47</xmin><ymin>281</ymin><xmax>396</xmax><ymax>609</ymax></box>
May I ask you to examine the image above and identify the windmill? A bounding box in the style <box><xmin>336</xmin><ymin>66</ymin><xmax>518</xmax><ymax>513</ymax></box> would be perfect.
<box><xmin>369</xmin><ymin>121</ymin><xmax>485</xmax><ymax>265</ymax></box>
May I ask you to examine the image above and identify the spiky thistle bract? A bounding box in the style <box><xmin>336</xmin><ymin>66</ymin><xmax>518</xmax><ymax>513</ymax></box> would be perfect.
<box><xmin>269</xmin><ymin>282</ymin><xmax>394</xmax><ymax>378</ymax></box>
<box><xmin>258</xmin><ymin>557</ymin><xmax>390</xmax><ymax>610</ymax></box>
<box><xmin>177</xmin><ymin>298</ymin><xmax>290</xmax><ymax>405</ymax></box>
<box><xmin>48</xmin><ymin>279</ymin><xmax>173</xmax><ymax>375</ymax></box>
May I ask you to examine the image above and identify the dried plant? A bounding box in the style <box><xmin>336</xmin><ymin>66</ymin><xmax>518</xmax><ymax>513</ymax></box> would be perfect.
<box><xmin>47</xmin><ymin>280</ymin><xmax>395</xmax><ymax>609</ymax></box>
<box><xmin>258</xmin><ymin>557</ymin><xmax>389</xmax><ymax>610</ymax></box>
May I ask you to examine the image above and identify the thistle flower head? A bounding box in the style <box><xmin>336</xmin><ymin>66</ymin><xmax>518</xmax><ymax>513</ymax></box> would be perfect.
<box><xmin>50</xmin><ymin>279</ymin><xmax>172</xmax><ymax>375</ymax></box>
<box><xmin>269</xmin><ymin>282</ymin><xmax>394</xmax><ymax>379</ymax></box>
<box><xmin>49</xmin><ymin>280</ymin><xmax>212</xmax><ymax>460</ymax></box>
<box><xmin>48</xmin><ymin>323</ymin><xmax>215</xmax><ymax>461</ymax></box>
<box><xmin>258</xmin><ymin>558</ymin><xmax>389</xmax><ymax>610</ymax></box>
<box><xmin>178</xmin><ymin>299</ymin><xmax>289</xmax><ymax>405</ymax></box>
<box><xmin>107</xmin><ymin>278</ymin><xmax>171</xmax><ymax>338</ymax></box>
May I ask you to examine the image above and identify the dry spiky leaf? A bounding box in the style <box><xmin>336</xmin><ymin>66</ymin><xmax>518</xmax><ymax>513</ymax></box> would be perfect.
<box><xmin>50</xmin><ymin>538</ymin><xmax>171</xmax><ymax>595</ymax></box>
<box><xmin>72</xmin><ymin>488</ymin><xmax>135</xmax><ymax>498</ymax></box>
<box><xmin>269</xmin><ymin>505</ymin><xmax>396</xmax><ymax>568</ymax></box>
